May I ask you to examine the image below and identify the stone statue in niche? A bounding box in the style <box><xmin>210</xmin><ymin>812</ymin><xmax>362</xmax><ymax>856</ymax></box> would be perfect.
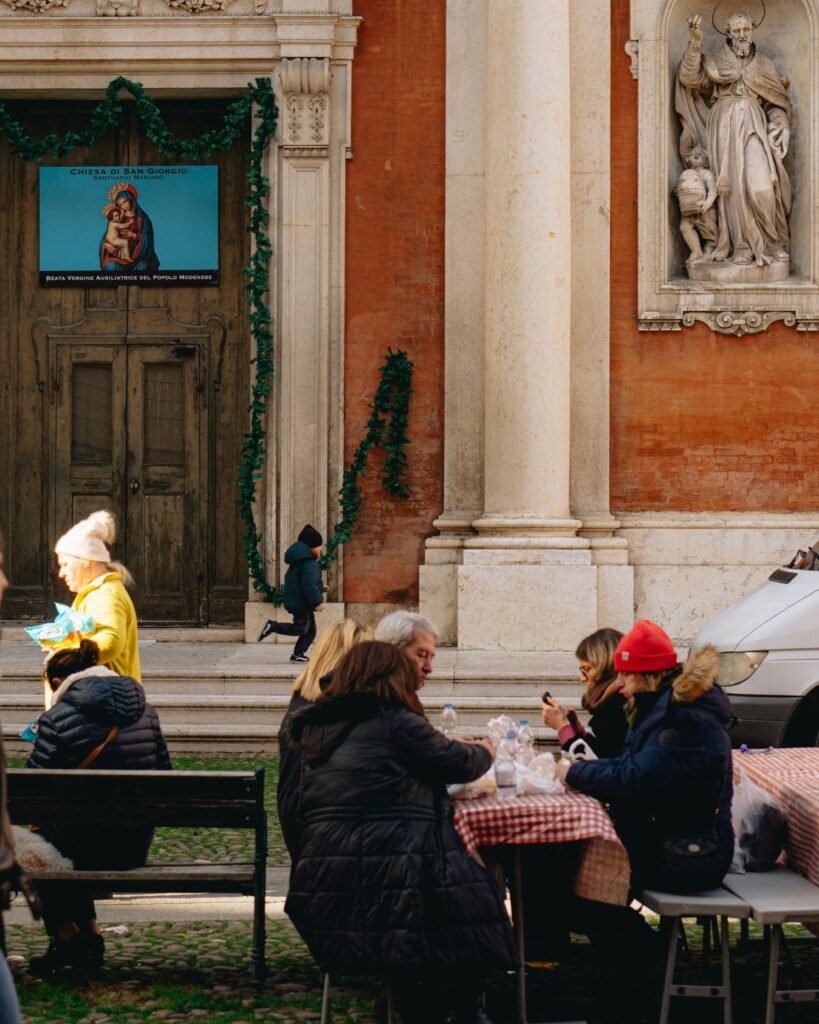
<box><xmin>675</xmin><ymin>5</ymin><xmax>792</xmax><ymax>282</ymax></box>
<box><xmin>675</xmin><ymin>145</ymin><xmax>718</xmax><ymax>263</ymax></box>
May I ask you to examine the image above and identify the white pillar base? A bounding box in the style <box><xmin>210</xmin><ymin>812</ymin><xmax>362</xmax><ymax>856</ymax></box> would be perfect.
<box><xmin>456</xmin><ymin>533</ymin><xmax>595</xmax><ymax>651</ymax></box>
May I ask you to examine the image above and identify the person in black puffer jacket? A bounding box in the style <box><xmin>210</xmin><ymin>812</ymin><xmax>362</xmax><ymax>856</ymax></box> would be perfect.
<box><xmin>277</xmin><ymin>617</ymin><xmax>372</xmax><ymax>860</ymax></box>
<box><xmin>26</xmin><ymin>639</ymin><xmax>170</xmax><ymax>977</ymax></box>
<box><xmin>283</xmin><ymin>641</ymin><xmax>516</xmax><ymax>1024</ymax></box>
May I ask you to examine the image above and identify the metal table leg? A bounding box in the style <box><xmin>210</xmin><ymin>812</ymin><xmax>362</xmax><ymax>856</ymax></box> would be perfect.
<box><xmin>510</xmin><ymin>846</ymin><xmax>586</xmax><ymax>1024</ymax></box>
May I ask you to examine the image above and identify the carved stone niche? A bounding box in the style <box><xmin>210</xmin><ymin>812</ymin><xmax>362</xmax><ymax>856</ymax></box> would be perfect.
<box><xmin>632</xmin><ymin>0</ymin><xmax>819</xmax><ymax>335</ymax></box>
<box><xmin>281</xmin><ymin>57</ymin><xmax>330</xmax><ymax>148</ymax></box>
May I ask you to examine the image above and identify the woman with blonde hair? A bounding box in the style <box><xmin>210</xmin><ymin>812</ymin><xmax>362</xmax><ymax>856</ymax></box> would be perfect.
<box><xmin>52</xmin><ymin>511</ymin><xmax>140</xmax><ymax>702</ymax></box>
<box><xmin>277</xmin><ymin>617</ymin><xmax>372</xmax><ymax>857</ymax></box>
<box><xmin>541</xmin><ymin>626</ymin><xmax>626</xmax><ymax>759</ymax></box>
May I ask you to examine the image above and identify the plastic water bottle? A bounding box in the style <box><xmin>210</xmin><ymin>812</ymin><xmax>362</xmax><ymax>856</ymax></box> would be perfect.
<box><xmin>517</xmin><ymin>720</ymin><xmax>535</xmax><ymax>765</ymax></box>
<box><xmin>495</xmin><ymin>729</ymin><xmax>518</xmax><ymax>800</ymax></box>
<box><xmin>440</xmin><ymin>703</ymin><xmax>458</xmax><ymax>738</ymax></box>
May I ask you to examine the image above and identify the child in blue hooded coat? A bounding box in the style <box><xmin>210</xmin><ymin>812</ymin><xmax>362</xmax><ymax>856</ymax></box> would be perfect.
<box><xmin>258</xmin><ymin>525</ymin><xmax>324</xmax><ymax>662</ymax></box>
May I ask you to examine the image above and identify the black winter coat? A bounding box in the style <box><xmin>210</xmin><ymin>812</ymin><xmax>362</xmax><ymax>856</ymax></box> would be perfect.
<box><xmin>567</xmin><ymin>648</ymin><xmax>734</xmax><ymax>894</ymax></box>
<box><xmin>562</xmin><ymin>692</ymin><xmax>628</xmax><ymax>760</ymax></box>
<box><xmin>282</xmin><ymin>541</ymin><xmax>323</xmax><ymax>612</ymax></box>
<box><xmin>27</xmin><ymin>667</ymin><xmax>171</xmax><ymax>869</ymax></box>
<box><xmin>283</xmin><ymin>693</ymin><xmax>517</xmax><ymax>975</ymax></box>
<box><xmin>276</xmin><ymin>691</ymin><xmax>310</xmax><ymax>859</ymax></box>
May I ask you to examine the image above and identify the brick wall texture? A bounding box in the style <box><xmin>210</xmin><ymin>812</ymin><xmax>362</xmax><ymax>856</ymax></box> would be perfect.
<box><xmin>343</xmin><ymin>0</ymin><xmax>445</xmax><ymax>603</ymax></box>
<box><xmin>611</xmin><ymin>0</ymin><xmax>819</xmax><ymax>512</ymax></box>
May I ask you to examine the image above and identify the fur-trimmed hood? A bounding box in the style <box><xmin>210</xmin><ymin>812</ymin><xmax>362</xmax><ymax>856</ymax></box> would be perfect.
<box><xmin>671</xmin><ymin>645</ymin><xmax>720</xmax><ymax>704</ymax></box>
<box><xmin>661</xmin><ymin>645</ymin><xmax>734</xmax><ymax>730</ymax></box>
<box><xmin>49</xmin><ymin>664</ymin><xmax>119</xmax><ymax>707</ymax></box>
<box><xmin>49</xmin><ymin>666</ymin><xmax>147</xmax><ymax>729</ymax></box>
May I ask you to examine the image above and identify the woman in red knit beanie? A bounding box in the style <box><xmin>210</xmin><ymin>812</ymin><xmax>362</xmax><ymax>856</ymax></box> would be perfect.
<box><xmin>555</xmin><ymin>619</ymin><xmax>735</xmax><ymax>1021</ymax></box>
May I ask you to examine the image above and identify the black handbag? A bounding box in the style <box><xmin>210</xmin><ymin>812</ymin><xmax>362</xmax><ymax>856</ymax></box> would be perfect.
<box><xmin>657</xmin><ymin>770</ymin><xmax>728</xmax><ymax>895</ymax></box>
<box><xmin>660</xmin><ymin>832</ymin><xmax>725</xmax><ymax>893</ymax></box>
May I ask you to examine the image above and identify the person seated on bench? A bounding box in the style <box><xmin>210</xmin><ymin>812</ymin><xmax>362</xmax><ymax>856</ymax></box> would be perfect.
<box><xmin>556</xmin><ymin>621</ymin><xmax>735</xmax><ymax>1022</ymax></box>
<box><xmin>541</xmin><ymin>627</ymin><xmax>627</xmax><ymax>759</ymax></box>
<box><xmin>284</xmin><ymin>641</ymin><xmax>516</xmax><ymax>1024</ymax></box>
<box><xmin>26</xmin><ymin>639</ymin><xmax>171</xmax><ymax>977</ymax></box>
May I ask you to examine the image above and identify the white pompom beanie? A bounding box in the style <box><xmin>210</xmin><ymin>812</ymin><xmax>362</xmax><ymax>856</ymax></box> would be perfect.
<box><xmin>54</xmin><ymin>510</ymin><xmax>116</xmax><ymax>563</ymax></box>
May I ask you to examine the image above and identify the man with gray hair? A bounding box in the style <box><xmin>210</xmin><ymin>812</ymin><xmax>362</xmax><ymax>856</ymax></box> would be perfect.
<box><xmin>375</xmin><ymin>610</ymin><xmax>438</xmax><ymax>689</ymax></box>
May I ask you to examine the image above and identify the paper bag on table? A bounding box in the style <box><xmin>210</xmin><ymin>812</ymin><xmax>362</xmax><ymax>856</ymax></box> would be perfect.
<box><xmin>517</xmin><ymin>753</ymin><xmax>564</xmax><ymax>795</ymax></box>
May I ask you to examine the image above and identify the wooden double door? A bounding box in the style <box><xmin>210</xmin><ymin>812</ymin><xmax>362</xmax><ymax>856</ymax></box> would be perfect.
<box><xmin>0</xmin><ymin>99</ymin><xmax>250</xmax><ymax>624</ymax></box>
<box><xmin>53</xmin><ymin>340</ymin><xmax>206</xmax><ymax>622</ymax></box>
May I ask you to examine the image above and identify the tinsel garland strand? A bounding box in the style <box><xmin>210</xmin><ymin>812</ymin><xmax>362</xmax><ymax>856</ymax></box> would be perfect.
<box><xmin>0</xmin><ymin>79</ymin><xmax>413</xmax><ymax>605</ymax></box>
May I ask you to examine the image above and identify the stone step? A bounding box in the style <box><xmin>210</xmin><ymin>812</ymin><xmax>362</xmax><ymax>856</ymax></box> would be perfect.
<box><xmin>0</xmin><ymin>693</ymin><xmax>585</xmax><ymax>737</ymax></box>
<box><xmin>0</xmin><ymin>670</ymin><xmax>581</xmax><ymax>700</ymax></box>
<box><xmin>0</xmin><ymin>624</ymin><xmax>245</xmax><ymax>644</ymax></box>
<box><xmin>1</xmin><ymin>719</ymin><xmax>567</xmax><ymax>757</ymax></box>
<box><xmin>0</xmin><ymin>639</ymin><xmax>586</xmax><ymax>756</ymax></box>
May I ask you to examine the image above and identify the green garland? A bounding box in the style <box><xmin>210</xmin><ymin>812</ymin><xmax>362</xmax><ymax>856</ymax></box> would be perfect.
<box><xmin>318</xmin><ymin>348</ymin><xmax>413</xmax><ymax>573</ymax></box>
<box><xmin>0</xmin><ymin>79</ymin><xmax>413</xmax><ymax>606</ymax></box>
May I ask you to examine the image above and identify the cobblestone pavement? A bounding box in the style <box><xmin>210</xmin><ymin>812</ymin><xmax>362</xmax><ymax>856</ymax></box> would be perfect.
<box><xmin>5</xmin><ymin>756</ymin><xmax>819</xmax><ymax>1023</ymax></box>
<box><xmin>8</xmin><ymin>918</ymin><xmax>380</xmax><ymax>1023</ymax></box>
<box><xmin>8</xmin><ymin>916</ymin><xmax>819</xmax><ymax>1024</ymax></box>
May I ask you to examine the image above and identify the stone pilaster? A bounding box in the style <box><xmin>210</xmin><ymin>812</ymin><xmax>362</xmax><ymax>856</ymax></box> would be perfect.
<box><xmin>247</xmin><ymin>7</ymin><xmax>359</xmax><ymax>637</ymax></box>
<box><xmin>569</xmin><ymin>0</ymin><xmax>633</xmax><ymax>632</ymax></box>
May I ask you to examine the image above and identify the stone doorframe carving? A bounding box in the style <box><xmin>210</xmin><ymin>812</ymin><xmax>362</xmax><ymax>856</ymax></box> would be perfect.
<box><xmin>631</xmin><ymin>0</ymin><xmax>819</xmax><ymax>335</ymax></box>
<box><xmin>0</xmin><ymin>3</ymin><xmax>360</xmax><ymax>623</ymax></box>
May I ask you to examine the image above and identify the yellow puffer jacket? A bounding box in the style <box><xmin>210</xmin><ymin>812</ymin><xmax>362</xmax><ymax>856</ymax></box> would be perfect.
<box><xmin>73</xmin><ymin>572</ymin><xmax>142</xmax><ymax>684</ymax></box>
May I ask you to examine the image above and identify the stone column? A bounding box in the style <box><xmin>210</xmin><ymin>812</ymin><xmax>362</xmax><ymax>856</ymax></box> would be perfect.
<box><xmin>457</xmin><ymin>0</ymin><xmax>597</xmax><ymax>650</ymax></box>
<box><xmin>419</xmin><ymin>0</ymin><xmax>488</xmax><ymax>645</ymax></box>
<box><xmin>569</xmin><ymin>0</ymin><xmax>632</xmax><ymax>631</ymax></box>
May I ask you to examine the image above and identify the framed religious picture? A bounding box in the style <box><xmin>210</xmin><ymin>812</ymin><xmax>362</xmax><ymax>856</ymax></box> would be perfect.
<box><xmin>39</xmin><ymin>165</ymin><xmax>219</xmax><ymax>285</ymax></box>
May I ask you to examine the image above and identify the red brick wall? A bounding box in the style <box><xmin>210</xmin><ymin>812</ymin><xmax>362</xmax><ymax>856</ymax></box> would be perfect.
<box><xmin>343</xmin><ymin>0</ymin><xmax>445</xmax><ymax>603</ymax></box>
<box><xmin>611</xmin><ymin>0</ymin><xmax>819</xmax><ymax>512</ymax></box>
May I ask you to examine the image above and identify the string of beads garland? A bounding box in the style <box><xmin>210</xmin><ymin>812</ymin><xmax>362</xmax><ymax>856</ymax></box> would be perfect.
<box><xmin>0</xmin><ymin>78</ymin><xmax>413</xmax><ymax>605</ymax></box>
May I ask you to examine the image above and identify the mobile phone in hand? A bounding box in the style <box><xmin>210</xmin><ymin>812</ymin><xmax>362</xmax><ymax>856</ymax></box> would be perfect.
<box><xmin>542</xmin><ymin>690</ymin><xmax>552</xmax><ymax>704</ymax></box>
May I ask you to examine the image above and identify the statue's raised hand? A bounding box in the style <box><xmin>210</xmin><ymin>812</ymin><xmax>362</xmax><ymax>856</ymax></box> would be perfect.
<box><xmin>688</xmin><ymin>14</ymin><xmax>703</xmax><ymax>47</ymax></box>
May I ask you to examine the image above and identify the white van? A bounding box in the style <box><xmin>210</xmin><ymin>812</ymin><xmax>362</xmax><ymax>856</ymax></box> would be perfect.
<box><xmin>692</xmin><ymin>560</ymin><xmax>819</xmax><ymax>748</ymax></box>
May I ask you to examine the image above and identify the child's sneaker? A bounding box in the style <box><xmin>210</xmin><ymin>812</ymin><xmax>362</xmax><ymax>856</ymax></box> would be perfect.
<box><xmin>258</xmin><ymin>619</ymin><xmax>280</xmax><ymax>642</ymax></box>
<box><xmin>290</xmin><ymin>654</ymin><xmax>309</xmax><ymax>663</ymax></box>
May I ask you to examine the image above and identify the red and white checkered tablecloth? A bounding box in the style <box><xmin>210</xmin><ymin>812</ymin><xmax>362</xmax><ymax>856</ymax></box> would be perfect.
<box><xmin>453</xmin><ymin>790</ymin><xmax>630</xmax><ymax>906</ymax></box>
<box><xmin>733</xmin><ymin>748</ymin><xmax>819</xmax><ymax>887</ymax></box>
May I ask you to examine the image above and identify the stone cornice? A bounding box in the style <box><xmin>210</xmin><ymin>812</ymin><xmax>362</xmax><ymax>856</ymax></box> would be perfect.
<box><xmin>0</xmin><ymin>13</ymin><xmax>360</xmax><ymax>90</ymax></box>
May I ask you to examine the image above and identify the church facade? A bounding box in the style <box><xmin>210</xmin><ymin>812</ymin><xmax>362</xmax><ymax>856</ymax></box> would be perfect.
<box><xmin>1</xmin><ymin>0</ymin><xmax>815</xmax><ymax>651</ymax></box>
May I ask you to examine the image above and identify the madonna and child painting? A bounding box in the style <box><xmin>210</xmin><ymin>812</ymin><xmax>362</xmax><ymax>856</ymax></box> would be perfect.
<box><xmin>99</xmin><ymin>181</ymin><xmax>160</xmax><ymax>274</ymax></box>
<box><xmin>39</xmin><ymin>165</ymin><xmax>218</xmax><ymax>286</ymax></box>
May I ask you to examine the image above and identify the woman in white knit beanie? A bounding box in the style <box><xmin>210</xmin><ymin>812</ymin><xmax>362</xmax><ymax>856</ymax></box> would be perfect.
<box><xmin>53</xmin><ymin>511</ymin><xmax>141</xmax><ymax>690</ymax></box>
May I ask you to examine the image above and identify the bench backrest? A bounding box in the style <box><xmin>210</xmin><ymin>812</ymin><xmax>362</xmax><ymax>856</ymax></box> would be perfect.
<box><xmin>6</xmin><ymin>768</ymin><xmax>265</xmax><ymax>830</ymax></box>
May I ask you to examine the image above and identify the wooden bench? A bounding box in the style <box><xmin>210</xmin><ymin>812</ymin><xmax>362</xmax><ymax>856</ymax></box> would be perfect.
<box><xmin>722</xmin><ymin>866</ymin><xmax>819</xmax><ymax>1024</ymax></box>
<box><xmin>639</xmin><ymin>886</ymin><xmax>751</xmax><ymax>1024</ymax></box>
<box><xmin>6</xmin><ymin>768</ymin><xmax>268</xmax><ymax>981</ymax></box>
